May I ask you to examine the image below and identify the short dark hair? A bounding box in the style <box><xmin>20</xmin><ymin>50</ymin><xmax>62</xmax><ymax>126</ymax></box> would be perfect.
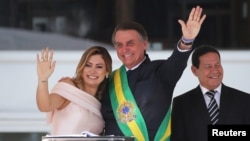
<box><xmin>192</xmin><ymin>45</ymin><xmax>220</xmax><ymax>68</ymax></box>
<box><xmin>111</xmin><ymin>21</ymin><xmax>148</xmax><ymax>44</ymax></box>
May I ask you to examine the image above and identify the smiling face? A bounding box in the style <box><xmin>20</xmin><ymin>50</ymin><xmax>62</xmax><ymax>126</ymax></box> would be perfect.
<box><xmin>113</xmin><ymin>30</ymin><xmax>148</xmax><ymax>69</ymax></box>
<box><xmin>191</xmin><ymin>52</ymin><xmax>223</xmax><ymax>90</ymax></box>
<box><xmin>82</xmin><ymin>54</ymin><xmax>107</xmax><ymax>88</ymax></box>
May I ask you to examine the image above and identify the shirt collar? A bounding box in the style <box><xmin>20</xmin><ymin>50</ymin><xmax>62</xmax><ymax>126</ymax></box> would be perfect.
<box><xmin>126</xmin><ymin>56</ymin><xmax>146</xmax><ymax>71</ymax></box>
<box><xmin>200</xmin><ymin>84</ymin><xmax>222</xmax><ymax>96</ymax></box>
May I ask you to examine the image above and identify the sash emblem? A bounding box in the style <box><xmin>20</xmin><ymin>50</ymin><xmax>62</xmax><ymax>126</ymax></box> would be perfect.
<box><xmin>117</xmin><ymin>101</ymin><xmax>136</xmax><ymax>123</ymax></box>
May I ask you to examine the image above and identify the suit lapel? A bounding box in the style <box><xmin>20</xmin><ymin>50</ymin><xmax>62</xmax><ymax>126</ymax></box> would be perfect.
<box><xmin>217</xmin><ymin>84</ymin><xmax>232</xmax><ymax>123</ymax></box>
<box><xmin>127</xmin><ymin>57</ymin><xmax>150</xmax><ymax>92</ymax></box>
<box><xmin>193</xmin><ymin>87</ymin><xmax>212</xmax><ymax>124</ymax></box>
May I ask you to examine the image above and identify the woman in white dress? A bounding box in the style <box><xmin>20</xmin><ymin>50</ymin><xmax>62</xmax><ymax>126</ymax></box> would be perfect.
<box><xmin>36</xmin><ymin>46</ymin><xmax>112</xmax><ymax>135</ymax></box>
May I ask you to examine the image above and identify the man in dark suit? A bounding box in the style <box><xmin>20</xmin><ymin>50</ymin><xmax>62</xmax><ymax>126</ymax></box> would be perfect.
<box><xmin>101</xmin><ymin>6</ymin><xmax>206</xmax><ymax>141</ymax></box>
<box><xmin>171</xmin><ymin>45</ymin><xmax>250</xmax><ymax>141</ymax></box>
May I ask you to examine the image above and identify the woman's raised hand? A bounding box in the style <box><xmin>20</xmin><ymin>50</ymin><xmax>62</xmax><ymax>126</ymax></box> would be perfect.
<box><xmin>36</xmin><ymin>47</ymin><xmax>56</xmax><ymax>82</ymax></box>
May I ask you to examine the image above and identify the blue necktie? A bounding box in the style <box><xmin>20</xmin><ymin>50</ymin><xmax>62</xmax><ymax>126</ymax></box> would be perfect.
<box><xmin>206</xmin><ymin>90</ymin><xmax>219</xmax><ymax>125</ymax></box>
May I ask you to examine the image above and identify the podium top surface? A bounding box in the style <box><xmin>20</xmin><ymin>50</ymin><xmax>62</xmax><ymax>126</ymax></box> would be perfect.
<box><xmin>42</xmin><ymin>136</ymin><xmax>135</xmax><ymax>141</ymax></box>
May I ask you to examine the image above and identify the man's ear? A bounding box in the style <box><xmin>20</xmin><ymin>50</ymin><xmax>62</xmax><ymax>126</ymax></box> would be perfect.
<box><xmin>191</xmin><ymin>65</ymin><xmax>198</xmax><ymax>76</ymax></box>
<box><xmin>143</xmin><ymin>40</ymin><xmax>148</xmax><ymax>50</ymax></box>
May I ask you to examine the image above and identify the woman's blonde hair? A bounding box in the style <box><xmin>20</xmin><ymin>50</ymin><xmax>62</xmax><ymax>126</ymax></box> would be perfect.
<box><xmin>72</xmin><ymin>46</ymin><xmax>112</xmax><ymax>100</ymax></box>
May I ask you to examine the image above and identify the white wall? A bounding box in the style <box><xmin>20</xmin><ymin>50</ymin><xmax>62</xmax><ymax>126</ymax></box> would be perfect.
<box><xmin>0</xmin><ymin>50</ymin><xmax>249</xmax><ymax>133</ymax></box>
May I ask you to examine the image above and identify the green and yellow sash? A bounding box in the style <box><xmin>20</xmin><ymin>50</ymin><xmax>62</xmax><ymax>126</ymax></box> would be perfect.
<box><xmin>109</xmin><ymin>65</ymin><xmax>171</xmax><ymax>141</ymax></box>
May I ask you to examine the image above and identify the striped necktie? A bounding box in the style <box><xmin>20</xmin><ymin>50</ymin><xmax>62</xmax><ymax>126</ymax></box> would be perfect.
<box><xmin>206</xmin><ymin>90</ymin><xmax>219</xmax><ymax>125</ymax></box>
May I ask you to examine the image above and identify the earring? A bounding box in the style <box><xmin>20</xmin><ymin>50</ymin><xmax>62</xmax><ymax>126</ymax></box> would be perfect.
<box><xmin>106</xmin><ymin>74</ymin><xmax>109</xmax><ymax>78</ymax></box>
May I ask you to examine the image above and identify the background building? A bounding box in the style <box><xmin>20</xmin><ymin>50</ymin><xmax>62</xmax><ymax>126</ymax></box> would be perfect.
<box><xmin>0</xmin><ymin>0</ymin><xmax>249</xmax><ymax>50</ymax></box>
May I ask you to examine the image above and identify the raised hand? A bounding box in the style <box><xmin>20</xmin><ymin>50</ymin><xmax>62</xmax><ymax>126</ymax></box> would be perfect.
<box><xmin>178</xmin><ymin>5</ymin><xmax>206</xmax><ymax>40</ymax></box>
<box><xmin>36</xmin><ymin>47</ymin><xmax>56</xmax><ymax>82</ymax></box>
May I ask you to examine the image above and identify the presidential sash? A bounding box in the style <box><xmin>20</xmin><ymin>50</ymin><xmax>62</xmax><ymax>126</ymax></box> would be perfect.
<box><xmin>109</xmin><ymin>65</ymin><xmax>171</xmax><ymax>141</ymax></box>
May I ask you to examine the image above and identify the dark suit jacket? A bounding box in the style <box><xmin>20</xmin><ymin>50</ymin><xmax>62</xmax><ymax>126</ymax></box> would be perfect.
<box><xmin>171</xmin><ymin>84</ymin><xmax>250</xmax><ymax>141</ymax></box>
<box><xmin>101</xmin><ymin>47</ymin><xmax>192</xmax><ymax>140</ymax></box>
